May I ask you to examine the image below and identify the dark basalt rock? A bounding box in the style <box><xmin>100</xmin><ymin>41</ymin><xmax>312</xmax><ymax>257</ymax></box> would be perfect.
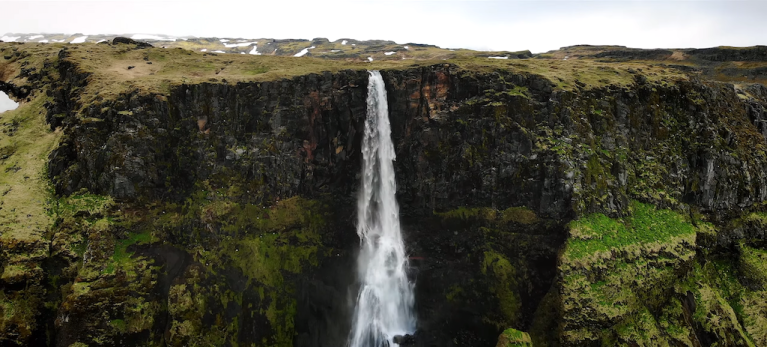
<box><xmin>0</xmin><ymin>80</ymin><xmax>31</xmax><ymax>99</ymax></box>
<box><xmin>112</xmin><ymin>36</ymin><xmax>153</xmax><ymax>48</ymax></box>
<box><xmin>594</xmin><ymin>49</ymin><xmax>674</xmax><ymax>60</ymax></box>
<box><xmin>688</xmin><ymin>45</ymin><xmax>767</xmax><ymax>62</ymax></box>
<box><xmin>393</xmin><ymin>333</ymin><xmax>416</xmax><ymax>345</ymax></box>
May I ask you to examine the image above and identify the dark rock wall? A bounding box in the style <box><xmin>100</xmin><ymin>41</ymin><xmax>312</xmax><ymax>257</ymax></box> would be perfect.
<box><xmin>49</xmin><ymin>70</ymin><xmax>370</xmax><ymax>203</ymax></box>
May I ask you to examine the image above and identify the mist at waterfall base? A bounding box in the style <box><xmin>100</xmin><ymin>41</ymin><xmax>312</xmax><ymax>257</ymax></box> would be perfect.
<box><xmin>347</xmin><ymin>71</ymin><xmax>416</xmax><ymax>347</ymax></box>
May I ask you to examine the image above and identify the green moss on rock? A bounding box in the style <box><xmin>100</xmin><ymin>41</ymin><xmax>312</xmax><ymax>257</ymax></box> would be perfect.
<box><xmin>737</xmin><ymin>246</ymin><xmax>767</xmax><ymax>344</ymax></box>
<box><xmin>496</xmin><ymin>328</ymin><xmax>533</xmax><ymax>347</ymax></box>
<box><xmin>483</xmin><ymin>251</ymin><xmax>521</xmax><ymax>328</ymax></box>
<box><xmin>739</xmin><ymin>246</ymin><xmax>767</xmax><ymax>288</ymax></box>
<box><xmin>559</xmin><ymin>201</ymin><xmax>698</xmax><ymax>344</ymax></box>
<box><xmin>501</xmin><ymin>207</ymin><xmax>539</xmax><ymax>225</ymax></box>
<box><xmin>159</xmin><ymin>195</ymin><xmax>331</xmax><ymax>346</ymax></box>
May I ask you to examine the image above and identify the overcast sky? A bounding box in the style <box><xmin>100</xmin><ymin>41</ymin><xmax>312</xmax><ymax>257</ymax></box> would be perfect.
<box><xmin>0</xmin><ymin>0</ymin><xmax>765</xmax><ymax>53</ymax></box>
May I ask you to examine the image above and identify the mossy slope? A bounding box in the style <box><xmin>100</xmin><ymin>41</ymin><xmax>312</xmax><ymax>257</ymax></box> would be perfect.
<box><xmin>553</xmin><ymin>201</ymin><xmax>767</xmax><ymax>346</ymax></box>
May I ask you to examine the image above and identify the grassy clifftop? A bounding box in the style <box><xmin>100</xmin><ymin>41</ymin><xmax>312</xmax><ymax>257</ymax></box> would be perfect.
<box><xmin>1</xmin><ymin>40</ymin><xmax>696</xmax><ymax>114</ymax></box>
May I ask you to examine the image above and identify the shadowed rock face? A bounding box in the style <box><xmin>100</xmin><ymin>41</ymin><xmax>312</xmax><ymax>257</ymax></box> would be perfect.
<box><xmin>3</xmin><ymin>48</ymin><xmax>767</xmax><ymax>346</ymax></box>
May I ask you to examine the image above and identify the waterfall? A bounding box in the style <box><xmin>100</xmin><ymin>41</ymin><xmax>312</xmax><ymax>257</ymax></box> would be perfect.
<box><xmin>348</xmin><ymin>71</ymin><xmax>416</xmax><ymax>347</ymax></box>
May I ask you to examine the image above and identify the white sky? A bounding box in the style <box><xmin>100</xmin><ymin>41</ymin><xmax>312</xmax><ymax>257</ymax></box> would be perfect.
<box><xmin>0</xmin><ymin>0</ymin><xmax>765</xmax><ymax>53</ymax></box>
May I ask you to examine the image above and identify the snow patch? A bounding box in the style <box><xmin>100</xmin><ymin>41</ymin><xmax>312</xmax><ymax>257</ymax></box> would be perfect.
<box><xmin>249</xmin><ymin>46</ymin><xmax>261</xmax><ymax>55</ymax></box>
<box><xmin>488</xmin><ymin>56</ymin><xmax>508</xmax><ymax>59</ymax></box>
<box><xmin>131</xmin><ymin>34</ymin><xmax>176</xmax><ymax>41</ymax></box>
<box><xmin>39</xmin><ymin>39</ymin><xmax>48</xmax><ymax>43</ymax></box>
<box><xmin>70</xmin><ymin>36</ymin><xmax>88</xmax><ymax>44</ymax></box>
<box><xmin>1</xmin><ymin>36</ymin><xmax>20</xmax><ymax>42</ymax></box>
<box><xmin>404</xmin><ymin>46</ymin><xmax>409</xmax><ymax>50</ymax></box>
<box><xmin>28</xmin><ymin>35</ymin><xmax>43</xmax><ymax>40</ymax></box>
<box><xmin>0</xmin><ymin>91</ymin><xmax>19</xmax><ymax>114</ymax></box>
<box><xmin>367</xmin><ymin>57</ymin><xmax>373</xmax><ymax>62</ymax></box>
<box><xmin>341</xmin><ymin>40</ymin><xmax>348</xmax><ymax>45</ymax></box>
<box><xmin>200</xmin><ymin>49</ymin><xmax>207</xmax><ymax>52</ymax></box>
<box><xmin>212</xmin><ymin>50</ymin><xmax>226</xmax><ymax>53</ymax></box>
<box><xmin>52</xmin><ymin>39</ymin><xmax>65</xmax><ymax>43</ymax></box>
<box><xmin>384</xmin><ymin>51</ymin><xmax>396</xmax><ymax>56</ymax></box>
<box><xmin>219</xmin><ymin>39</ymin><xmax>229</xmax><ymax>42</ymax></box>
<box><xmin>96</xmin><ymin>39</ymin><xmax>107</xmax><ymax>43</ymax></box>
<box><xmin>330</xmin><ymin>49</ymin><xmax>340</xmax><ymax>53</ymax></box>
<box><xmin>293</xmin><ymin>46</ymin><xmax>315</xmax><ymax>57</ymax></box>
<box><xmin>224</xmin><ymin>42</ymin><xmax>255</xmax><ymax>48</ymax></box>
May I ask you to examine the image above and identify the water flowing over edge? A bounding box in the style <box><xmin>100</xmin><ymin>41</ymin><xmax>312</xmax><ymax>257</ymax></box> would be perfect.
<box><xmin>348</xmin><ymin>71</ymin><xmax>416</xmax><ymax>347</ymax></box>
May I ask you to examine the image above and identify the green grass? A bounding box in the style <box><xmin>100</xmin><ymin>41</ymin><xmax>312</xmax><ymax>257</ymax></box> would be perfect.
<box><xmin>54</xmin><ymin>192</ymin><xmax>114</xmax><ymax>218</ymax></box>
<box><xmin>559</xmin><ymin>201</ymin><xmax>700</xmax><ymax>344</ymax></box>
<box><xmin>1</xmin><ymin>41</ymin><xmax>694</xmax><ymax>114</ymax></box>
<box><xmin>565</xmin><ymin>201</ymin><xmax>696</xmax><ymax>260</ymax></box>
<box><xmin>0</xmin><ymin>95</ymin><xmax>61</xmax><ymax>242</ymax></box>
<box><xmin>497</xmin><ymin>328</ymin><xmax>532</xmax><ymax>347</ymax></box>
<box><xmin>680</xmin><ymin>261</ymin><xmax>757</xmax><ymax>346</ymax></box>
<box><xmin>104</xmin><ymin>230</ymin><xmax>152</xmax><ymax>274</ymax></box>
<box><xmin>482</xmin><ymin>251</ymin><xmax>521</xmax><ymax>328</ymax></box>
<box><xmin>740</xmin><ymin>246</ymin><xmax>767</xmax><ymax>288</ymax></box>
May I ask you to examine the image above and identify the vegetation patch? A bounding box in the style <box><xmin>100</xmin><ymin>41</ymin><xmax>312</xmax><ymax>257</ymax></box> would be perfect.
<box><xmin>740</xmin><ymin>246</ymin><xmax>767</xmax><ymax>288</ymax></box>
<box><xmin>496</xmin><ymin>328</ymin><xmax>532</xmax><ymax>347</ymax></box>
<box><xmin>0</xmin><ymin>95</ymin><xmax>61</xmax><ymax>344</ymax></box>
<box><xmin>0</xmin><ymin>96</ymin><xmax>61</xmax><ymax>241</ymax></box>
<box><xmin>482</xmin><ymin>251</ymin><xmax>521</xmax><ymax>328</ymax></box>
<box><xmin>186</xmin><ymin>196</ymin><xmax>331</xmax><ymax>346</ymax></box>
<box><xmin>564</xmin><ymin>201</ymin><xmax>696</xmax><ymax>262</ymax></box>
<box><xmin>559</xmin><ymin>201</ymin><xmax>699</xmax><ymax>344</ymax></box>
<box><xmin>678</xmin><ymin>261</ymin><xmax>757</xmax><ymax>346</ymax></box>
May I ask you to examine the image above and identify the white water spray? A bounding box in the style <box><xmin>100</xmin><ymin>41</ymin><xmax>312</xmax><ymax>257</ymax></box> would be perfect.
<box><xmin>348</xmin><ymin>71</ymin><xmax>416</xmax><ymax>347</ymax></box>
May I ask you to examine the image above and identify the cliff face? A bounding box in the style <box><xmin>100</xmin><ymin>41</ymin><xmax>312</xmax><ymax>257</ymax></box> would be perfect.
<box><xmin>2</xmin><ymin>42</ymin><xmax>767</xmax><ymax>347</ymax></box>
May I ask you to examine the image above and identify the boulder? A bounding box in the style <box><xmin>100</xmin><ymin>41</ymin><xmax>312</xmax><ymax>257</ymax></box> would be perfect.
<box><xmin>392</xmin><ymin>334</ymin><xmax>416</xmax><ymax>345</ymax></box>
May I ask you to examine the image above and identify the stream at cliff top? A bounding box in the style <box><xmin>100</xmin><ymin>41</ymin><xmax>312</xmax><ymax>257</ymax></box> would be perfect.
<box><xmin>348</xmin><ymin>71</ymin><xmax>416</xmax><ymax>347</ymax></box>
<box><xmin>0</xmin><ymin>92</ymin><xmax>18</xmax><ymax>113</ymax></box>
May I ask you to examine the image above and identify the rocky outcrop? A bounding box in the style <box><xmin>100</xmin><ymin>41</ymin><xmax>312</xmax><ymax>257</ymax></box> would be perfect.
<box><xmin>594</xmin><ymin>49</ymin><xmax>674</xmax><ymax>60</ymax></box>
<box><xmin>111</xmin><ymin>37</ymin><xmax>153</xmax><ymax>48</ymax></box>
<box><xmin>688</xmin><ymin>46</ymin><xmax>767</xmax><ymax>62</ymax></box>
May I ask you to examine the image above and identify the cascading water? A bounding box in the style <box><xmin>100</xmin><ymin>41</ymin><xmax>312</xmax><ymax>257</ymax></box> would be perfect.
<box><xmin>348</xmin><ymin>71</ymin><xmax>416</xmax><ymax>347</ymax></box>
